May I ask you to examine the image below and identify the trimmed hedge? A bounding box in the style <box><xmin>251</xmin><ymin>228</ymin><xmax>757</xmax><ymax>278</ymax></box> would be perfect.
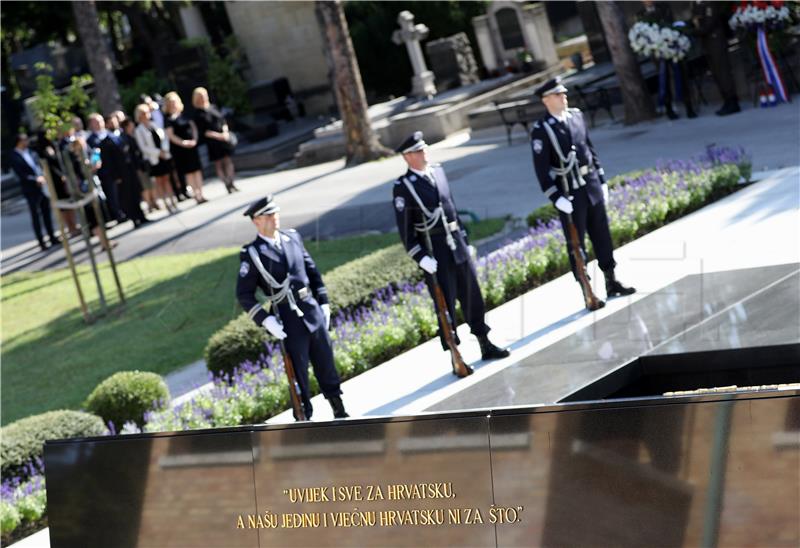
<box><xmin>0</xmin><ymin>410</ymin><xmax>107</xmax><ymax>477</ymax></box>
<box><xmin>205</xmin><ymin>243</ymin><xmax>424</xmax><ymax>376</ymax></box>
<box><xmin>324</xmin><ymin>244</ymin><xmax>423</xmax><ymax>312</ymax></box>
<box><xmin>84</xmin><ymin>371</ymin><xmax>170</xmax><ymax>430</ymax></box>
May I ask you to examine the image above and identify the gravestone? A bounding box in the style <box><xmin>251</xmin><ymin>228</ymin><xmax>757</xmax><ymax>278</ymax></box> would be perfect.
<box><xmin>472</xmin><ymin>1</ymin><xmax>558</xmax><ymax>75</ymax></box>
<box><xmin>425</xmin><ymin>33</ymin><xmax>480</xmax><ymax>91</ymax></box>
<box><xmin>392</xmin><ymin>10</ymin><xmax>437</xmax><ymax>99</ymax></box>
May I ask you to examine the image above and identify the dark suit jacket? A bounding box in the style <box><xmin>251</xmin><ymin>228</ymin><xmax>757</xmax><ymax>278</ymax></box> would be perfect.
<box><xmin>9</xmin><ymin>149</ymin><xmax>45</xmax><ymax>198</ymax></box>
<box><xmin>236</xmin><ymin>229</ymin><xmax>329</xmax><ymax>335</ymax></box>
<box><xmin>393</xmin><ymin>166</ymin><xmax>470</xmax><ymax>265</ymax></box>
<box><xmin>530</xmin><ymin>107</ymin><xmax>606</xmax><ymax>207</ymax></box>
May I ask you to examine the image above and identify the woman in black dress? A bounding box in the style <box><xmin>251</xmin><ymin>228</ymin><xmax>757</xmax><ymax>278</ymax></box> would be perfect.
<box><xmin>164</xmin><ymin>91</ymin><xmax>207</xmax><ymax>204</ymax></box>
<box><xmin>192</xmin><ymin>87</ymin><xmax>239</xmax><ymax>194</ymax></box>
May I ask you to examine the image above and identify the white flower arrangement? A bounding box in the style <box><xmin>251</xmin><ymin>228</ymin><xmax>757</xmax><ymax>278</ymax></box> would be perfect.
<box><xmin>729</xmin><ymin>3</ymin><xmax>792</xmax><ymax>32</ymax></box>
<box><xmin>629</xmin><ymin>21</ymin><xmax>691</xmax><ymax>63</ymax></box>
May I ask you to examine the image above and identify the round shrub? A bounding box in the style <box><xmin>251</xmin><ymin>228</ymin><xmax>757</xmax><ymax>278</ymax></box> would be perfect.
<box><xmin>1</xmin><ymin>410</ymin><xmax>107</xmax><ymax>478</ymax></box>
<box><xmin>205</xmin><ymin>314</ymin><xmax>267</xmax><ymax>377</ymax></box>
<box><xmin>84</xmin><ymin>371</ymin><xmax>170</xmax><ymax>430</ymax></box>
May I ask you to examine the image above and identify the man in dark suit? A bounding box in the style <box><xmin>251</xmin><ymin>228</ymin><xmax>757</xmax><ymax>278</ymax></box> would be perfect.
<box><xmin>236</xmin><ymin>195</ymin><xmax>348</xmax><ymax>420</ymax></box>
<box><xmin>9</xmin><ymin>133</ymin><xmax>58</xmax><ymax>250</ymax></box>
<box><xmin>530</xmin><ymin>78</ymin><xmax>635</xmax><ymax>310</ymax></box>
<box><xmin>691</xmin><ymin>1</ymin><xmax>741</xmax><ymax>116</ymax></box>
<box><xmin>393</xmin><ymin>131</ymin><xmax>509</xmax><ymax>375</ymax></box>
<box><xmin>87</xmin><ymin>113</ymin><xmax>125</xmax><ymax>223</ymax></box>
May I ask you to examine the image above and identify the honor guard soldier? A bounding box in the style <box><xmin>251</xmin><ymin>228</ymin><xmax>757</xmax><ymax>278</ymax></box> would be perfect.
<box><xmin>393</xmin><ymin>131</ymin><xmax>509</xmax><ymax>376</ymax></box>
<box><xmin>236</xmin><ymin>195</ymin><xmax>348</xmax><ymax>420</ymax></box>
<box><xmin>529</xmin><ymin>78</ymin><xmax>635</xmax><ymax>310</ymax></box>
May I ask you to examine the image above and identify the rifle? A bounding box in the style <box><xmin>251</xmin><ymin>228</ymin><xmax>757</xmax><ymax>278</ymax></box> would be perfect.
<box><xmin>421</xmin><ymin>230</ymin><xmax>474</xmax><ymax>378</ymax></box>
<box><xmin>266</xmin><ymin>281</ymin><xmax>307</xmax><ymax>421</ymax></box>
<box><xmin>248</xmin><ymin>245</ymin><xmax>307</xmax><ymax>420</ymax></box>
<box><xmin>558</xmin><ymin>172</ymin><xmax>603</xmax><ymax>311</ymax></box>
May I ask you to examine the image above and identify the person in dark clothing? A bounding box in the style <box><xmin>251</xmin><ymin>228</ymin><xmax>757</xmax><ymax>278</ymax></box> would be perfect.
<box><xmin>86</xmin><ymin>113</ymin><xmax>126</xmax><ymax>223</ymax></box>
<box><xmin>103</xmin><ymin>114</ymin><xmax>148</xmax><ymax>228</ymax></box>
<box><xmin>192</xmin><ymin>87</ymin><xmax>239</xmax><ymax>194</ymax></box>
<box><xmin>36</xmin><ymin>130</ymin><xmax>79</xmax><ymax>236</ymax></box>
<box><xmin>529</xmin><ymin>78</ymin><xmax>635</xmax><ymax>310</ymax></box>
<box><xmin>393</xmin><ymin>131</ymin><xmax>510</xmax><ymax>372</ymax></box>
<box><xmin>164</xmin><ymin>91</ymin><xmax>207</xmax><ymax>204</ymax></box>
<box><xmin>236</xmin><ymin>195</ymin><xmax>348</xmax><ymax>420</ymax></box>
<box><xmin>638</xmin><ymin>1</ymin><xmax>697</xmax><ymax>119</ymax></box>
<box><xmin>691</xmin><ymin>0</ymin><xmax>741</xmax><ymax>116</ymax></box>
<box><xmin>9</xmin><ymin>133</ymin><xmax>58</xmax><ymax>250</ymax></box>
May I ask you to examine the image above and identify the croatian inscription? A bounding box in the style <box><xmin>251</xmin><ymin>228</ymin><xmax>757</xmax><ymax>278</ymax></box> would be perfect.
<box><xmin>236</xmin><ymin>482</ymin><xmax>523</xmax><ymax>530</ymax></box>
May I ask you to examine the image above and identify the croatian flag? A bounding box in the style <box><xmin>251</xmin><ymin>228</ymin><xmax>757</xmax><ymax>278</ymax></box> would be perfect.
<box><xmin>756</xmin><ymin>26</ymin><xmax>789</xmax><ymax>103</ymax></box>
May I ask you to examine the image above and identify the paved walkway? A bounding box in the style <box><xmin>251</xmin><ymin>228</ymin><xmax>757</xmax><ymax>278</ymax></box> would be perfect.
<box><xmin>3</xmin><ymin>100</ymin><xmax>798</xmax><ymax>274</ymax></box>
<box><xmin>267</xmin><ymin>167</ymin><xmax>799</xmax><ymax>423</ymax></box>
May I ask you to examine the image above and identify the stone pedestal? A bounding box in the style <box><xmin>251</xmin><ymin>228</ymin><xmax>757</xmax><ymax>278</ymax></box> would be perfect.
<box><xmin>472</xmin><ymin>1</ymin><xmax>559</xmax><ymax>74</ymax></box>
<box><xmin>425</xmin><ymin>33</ymin><xmax>480</xmax><ymax>91</ymax></box>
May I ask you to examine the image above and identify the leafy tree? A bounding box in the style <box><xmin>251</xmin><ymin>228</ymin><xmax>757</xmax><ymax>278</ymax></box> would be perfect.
<box><xmin>29</xmin><ymin>62</ymin><xmax>93</xmax><ymax>140</ymax></box>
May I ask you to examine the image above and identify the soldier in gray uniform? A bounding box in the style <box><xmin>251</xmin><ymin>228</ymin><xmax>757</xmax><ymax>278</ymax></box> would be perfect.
<box><xmin>529</xmin><ymin>78</ymin><xmax>635</xmax><ymax>310</ymax></box>
<box><xmin>393</xmin><ymin>132</ymin><xmax>509</xmax><ymax>371</ymax></box>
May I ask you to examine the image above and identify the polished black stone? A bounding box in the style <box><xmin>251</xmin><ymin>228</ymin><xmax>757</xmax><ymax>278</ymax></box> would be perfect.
<box><xmin>44</xmin><ymin>392</ymin><xmax>800</xmax><ymax>547</ymax></box>
<box><xmin>428</xmin><ymin>264</ymin><xmax>800</xmax><ymax>412</ymax></box>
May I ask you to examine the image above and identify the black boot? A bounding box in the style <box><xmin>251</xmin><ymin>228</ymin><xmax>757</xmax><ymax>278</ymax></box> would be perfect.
<box><xmin>478</xmin><ymin>335</ymin><xmax>510</xmax><ymax>360</ymax></box>
<box><xmin>328</xmin><ymin>395</ymin><xmax>349</xmax><ymax>419</ymax></box>
<box><xmin>604</xmin><ymin>270</ymin><xmax>636</xmax><ymax>297</ymax></box>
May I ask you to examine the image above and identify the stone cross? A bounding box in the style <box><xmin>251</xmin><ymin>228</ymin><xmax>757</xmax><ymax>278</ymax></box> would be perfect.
<box><xmin>392</xmin><ymin>10</ymin><xmax>437</xmax><ymax>99</ymax></box>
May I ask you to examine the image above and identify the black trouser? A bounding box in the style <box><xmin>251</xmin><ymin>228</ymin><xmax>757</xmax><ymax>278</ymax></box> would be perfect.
<box><xmin>558</xmin><ymin>188</ymin><xmax>616</xmax><ymax>280</ymax></box>
<box><xmin>24</xmin><ymin>191</ymin><xmax>55</xmax><ymax>244</ymax></box>
<box><xmin>100</xmin><ymin>177</ymin><xmax>124</xmax><ymax>222</ymax></box>
<box><xmin>284</xmin><ymin>325</ymin><xmax>341</xmax><ymax>417</ymax></box>
<box><xmin>425</xmin><ymin>251</ymin><xmax>490</xmax><ymax>351</ymax></box>
<box><xmin>703</xmin><ymin>38</ymin><xmax>739</xmax><ymax>104</ymax></box>
<box><xmin>661</xmin><ymin>60</ymin><xmax>695</xmax><ymax>114</ymax></box>
<box><xmin>119</xmin><ymin>175</ymin><xmax>146</xmax><ymax>223</ymax></box>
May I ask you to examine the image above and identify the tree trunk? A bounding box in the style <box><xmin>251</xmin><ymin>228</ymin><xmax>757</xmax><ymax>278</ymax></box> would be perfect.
<box><xmin>71</xmin><ymin>0</ymin><xmax>121</xmax><ymax>115</ymax></box>
<box><xmin>595</xmin><ymin>1</ymin><xmax>655</xmax><ymax>125</ymax></box>
<box><xmin>315</xmin><ymin>0</ymin><xmax>392</xmax><ymax>166</ymax></box>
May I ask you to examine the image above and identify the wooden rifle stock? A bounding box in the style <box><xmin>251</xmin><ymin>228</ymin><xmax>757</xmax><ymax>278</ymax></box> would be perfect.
<box><xmin>277</xmin><ymin>337</ymin><xmax>307</xmax><ymax>421</ymax></box>
<box><xmin>565</xmin><ymin>217</ymin><xmax>602</xmax><ymax>310</ymax></box>
<box><xmin>268</xmin><ymin>286</ymin><xmax>306</xmax><ymax>421</ymax></box>
<box><xmin>422</xmin><ymin>230</ymin><xmax>473</xmax><ymax>378</ymax></box>
<box><xmin>555</xmin><ymin>154</ymin><xmax>602</xmax><ymax>311</ymax></box>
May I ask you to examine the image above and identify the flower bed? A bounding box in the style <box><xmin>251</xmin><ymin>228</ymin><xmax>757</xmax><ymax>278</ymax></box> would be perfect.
<box><xmin>1</xmin><ymin>459</ymin><xmax>47</xmax><ymax>545</ymax></box>
<box><xmin>144</xmin><ymin>145</ymin><xmax>748</xmax><ymax>431</ymax></box>
<box><xmin>0</xmin><ymin>146</ymin><xmax>749</xmax><ymax>540</ymax></box>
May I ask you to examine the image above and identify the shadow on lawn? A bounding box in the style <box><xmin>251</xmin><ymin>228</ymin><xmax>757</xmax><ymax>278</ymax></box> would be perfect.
<box><xmin>1</xmin><ymin>251</ymin><xmax>242</xmax><ymax>425</ymax></box>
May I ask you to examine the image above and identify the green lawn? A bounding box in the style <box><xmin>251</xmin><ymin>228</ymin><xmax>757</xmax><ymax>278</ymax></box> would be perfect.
<box><xmin>0</xmin><ymin>218</ymin><xmax>505</xmax><ymax>425</ymax></box>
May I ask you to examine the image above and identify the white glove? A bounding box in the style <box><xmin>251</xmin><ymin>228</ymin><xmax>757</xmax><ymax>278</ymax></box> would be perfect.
<box><xmin>321</xmin><ymin>303</ymin><xmax>331</xmax><ymax>329</ymax></box>
<box><xmin>555</xmin><ymin>196</ymin><xmax>574</xmax><ymax>214</ymax></box>
<box><xmin>262</xmin><ymin>315</ymin><xmax>287</xmax><ymax>340</ymax></box>
<box><xmin>468</xmin><ymin>245</ymin><xmax>477</xmax><ymax>261</ymax></box>
<box><xmin>602</xmin><ymin>184</ymin><xmax>609</xmax><ymax>203</ymax></box>
<box><xmin>419</xmin><ymin>255</ymin><xmax>438</xmax><ymax>274</ymax></box>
